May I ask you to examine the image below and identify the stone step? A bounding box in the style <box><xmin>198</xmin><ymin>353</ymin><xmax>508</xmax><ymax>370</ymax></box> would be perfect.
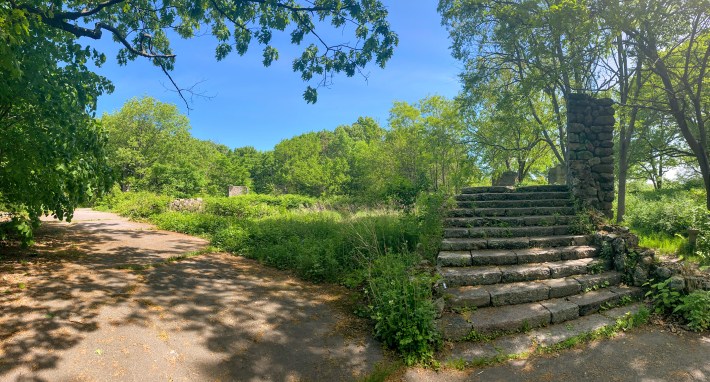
<box><xmin>457</xmin><ymin>191</ymin><xmax>572</xmax><ymax>201</ymax></box>
<box><xmin>461</xmin><ymin>185</ymin><xmax>569</xmax><ymax>194</ymax></box>
<box><xmin>439</xmin><ymin>258</ymin><xmax>610</xmax><ymax>287</ymax></box>
<box><xmin>442</xmin><ymin>302</ymin><xmax>648</xmax><ymax>363</ymax></box>
<box><xmin>441</xmin><ymin>271</ymin><xmax>623</xmax><ymax>310</ymax></box>
<box><xmin>456</xmin><ymin>198</ymin><xmax>574</xmax><ymax>209</ymax></box>
<box><xmin>437</xmin><ymin>246</ymin><xmax>599</xmax><ymax>267</ymax></box>
<box><xmin>444</xmin><ymin>225</ymin><xmax>573</xmax><ymax>239</ymax></box>
<box><xmin>444</xmin><ymin>215</ymin><xmax>576</xmax><ymax>229</ymax></box>
<box><xmin>440</xmin><ymin>235</ymin><xmax>589</xmax><ymax>251</ymax></box>
<box><xmin>437</xmin><ymin>285</ymin><xmax>643</xmax><ymax>339</ymax></box>
<box><xmin>446</xmin><ymin>206</ymin><xmax>576</xmax><ymax>219</ymax></box>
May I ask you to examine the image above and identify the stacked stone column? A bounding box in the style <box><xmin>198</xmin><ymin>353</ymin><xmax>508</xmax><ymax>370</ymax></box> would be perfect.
<box><xmin>566</xmin><ymin>94</ymin><xmax>615</xmax><ymax>218</ymax></box>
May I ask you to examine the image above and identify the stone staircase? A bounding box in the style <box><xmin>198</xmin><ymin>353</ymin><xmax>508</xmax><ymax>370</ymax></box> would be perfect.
<box><xmin>436</xmin><ymin>185</ymin><xmax>643</xmax><ymax>340</ymax></box>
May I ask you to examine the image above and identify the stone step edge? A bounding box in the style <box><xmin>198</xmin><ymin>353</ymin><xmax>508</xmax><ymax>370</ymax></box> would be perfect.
<box><xmin>461</xmin><ymin>185</ymin><xmax>569</xmax><ymax>194</ymax></box>
<box><xmin>444</xmin><ymin>225</ymin><xmax>573</xmax><ymax>238</ymax></box>
<box><xmin>455</xmin><ymin>200</ymin><xmax>575</xmax><ymax>209</ymax></box>
<box><xmin>437</xmin><ymin>246</ymin><xmax>599</xmax><ymax>267</ymax></box>
<box><xmin>439</xmin><ymin>302</ymin><xmax>649</xmax><ymax>365</ymax></box>
<box><xmin>441</xmin><ymin>235</ymin><xmax>590</xmax><ymax>251</ymax></box>
<box><xmin>436</xmin><ymin>286</ymin><xmax>643</xmax><ymax>340</ymax></box>
<box><xmin>444</xmin><ymin>217</ymin><xmax>577</xmax><ymax>228</ymax></box>
<box><xmin>456</xmin><ymin>192</ymin><xmax>572</xmax><ymax>201</ymax></box>
<box><xmin>439</xmin><ymin>257</ymin><xmax>610</xmax><ymax>287</ymax></box>
<box><xmin>446</xmin><ymin>208</ymin><xmax>576</xmax><ymax>217</ymax></box>
<box><xmin>440</xmin><ymin>271</ymin><xmax>623</xmax><ymax>309</ymax></box>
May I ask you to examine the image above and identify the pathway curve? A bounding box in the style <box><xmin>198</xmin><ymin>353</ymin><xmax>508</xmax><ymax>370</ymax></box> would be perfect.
<box><xmin>0</xmin><ymin>209</ymin><xmax>383</xmax><ymax>381</ymax></box>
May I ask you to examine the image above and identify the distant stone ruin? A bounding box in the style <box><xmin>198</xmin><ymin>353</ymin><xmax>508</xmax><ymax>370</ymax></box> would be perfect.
<box><xmin>169</xmin><ymin>198</ymin><xmax>204</xmax><ymax>212</ymax></box>
<box><xmin>228</xmin><ymin>185</ymin><xmax>249</xmax><ymax>197</ymax></box>
<box><xmin>547</xmin><ymin>164</ymin><xmax>566</xmax><ymax>185</ymax></box>
<box><xmin>492</xmin><ymin>171</ymin><xmax>517</xmax><ymax>186</ymax></box>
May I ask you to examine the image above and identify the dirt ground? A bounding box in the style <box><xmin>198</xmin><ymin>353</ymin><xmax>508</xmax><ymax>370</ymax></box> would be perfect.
<box><xmin>0</xmin><ymin>209</ymin><xmax>384</xmax><ymax>381</ymax></box>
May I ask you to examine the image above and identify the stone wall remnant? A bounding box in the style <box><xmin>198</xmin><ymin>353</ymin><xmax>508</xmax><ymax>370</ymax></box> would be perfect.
<box><xmin>567</xmin><ymin>94</ymin><xmax>615</xmax><ymax>218</ymax></box>
<box><xmin>547</xmin><ymin>164</ymin><xmax>566</xmax><ymax>185</ymax></box>
<box><xmin>228</xmin><ymin>185</ymin><xmax>249</xmax><ymax>197</ymax></box>
<box><xmin>492</xmin><ymin>171</ymin><xmax>517</xmax><ymax>186</ymax></box>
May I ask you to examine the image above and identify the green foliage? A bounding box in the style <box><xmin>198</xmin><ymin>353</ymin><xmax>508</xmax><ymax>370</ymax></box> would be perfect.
<box><xmin>637</xmin><ymin>233</ymin><xmax>689</xmax><ymax>256</ymax></box>
<box><xmin>0</xmin><ymin>6</ymin><xmax>113</xmax><ymax>245</ymax></box>
<box><xmin>97</xmin><ymin>190</ymin><xmax>171</xmax><ymax>219</ymax></box>
<box><xmin>625</xmin><ymin>186</ymin><xmax>706</xmax><ymax>236</ymax></box>
<box><xmin>645</xmin><ymin>278</ymin><xmax>683</xmax><ymax>315</ymax></box>
<box><xmin>570</xmin><ymin>210</ymin><xmax>595</xmax><ymax>235</ymax></box>
<box><xmin>9</xmin><ymin>1</ymin><xmax>398</xmax><ymax>104</ymax></box>
<box><xmin>151</xmin><ymin>212</ymin><xmax>231</xmax><ymax>236</ymax></box>
<box><xmin>673</xmin><ymin>290</ymin><xmax>710</xmax><ymax>332</ymax></box>
<box><xmin>204</xmin><ymin>194</ymin><xmax>315</xmax><ymax>218</ymax></box>
<box><xmin>365</xmin><ymin>251</ymin><xmax>440</xmax><ymax>366</ymax></box>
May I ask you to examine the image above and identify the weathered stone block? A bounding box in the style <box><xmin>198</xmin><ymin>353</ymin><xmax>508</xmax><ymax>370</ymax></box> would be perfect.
<box><xmin>493</xmin><ymin>171</ymin><xmax>518</xmax><ymax>186</ymax></box>
<box><xmin>228</xmin><ymin>185</ymin><xmax>249</xmax><ymax>196</ymax></box>
<box><xmin>568</xmin><ymin>123</ymin><xmax>586</xmax><ymax>133</ymax></box>
<box><xmin>541</xmin><ymin>300</ymin><xmax>579</xmax><ymax>324</ymax></box>
<box><xmin>595</xmin><ymin>147</ymin><xmax>614</xmax><ymax>157</ymax></box>
<box><xmin>578</xmin><ymin>151</ymin><xmax>594</xmax><ymax>160</ymax></box>
<box><xmin>592</xmin><ymin>164</ymin><xmax>614</xmax><ymax>173</ymax></box>
<box><xmin>598</xmin><ymin>132</ymin><xmax>614</xmax><ymax>141</ymax></box>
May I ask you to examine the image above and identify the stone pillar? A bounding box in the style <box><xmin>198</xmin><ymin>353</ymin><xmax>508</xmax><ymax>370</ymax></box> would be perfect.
<box><xmin>228</xmin><ymin>185</ymin><xmax>249</xmax><ymax>197</ymax></box>
<box><xmin>566</xmin><ymin>94</ymin><xmax>615</xmax><ymax>218</ymax></box>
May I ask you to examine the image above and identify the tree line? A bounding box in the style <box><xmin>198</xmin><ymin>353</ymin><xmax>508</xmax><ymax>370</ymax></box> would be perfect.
<box><xmin>103</xmin><ymin>96</ymin><xmax>480</xmax><ymax>205</ymax></box>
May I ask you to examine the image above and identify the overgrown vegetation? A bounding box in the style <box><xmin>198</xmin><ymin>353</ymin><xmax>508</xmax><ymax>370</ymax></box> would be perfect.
<box><xmin>647</xmin><ymin>278</ymin><xmax>710</xmax><ymax>332</ymax></box>
<box><xmin>624</xmin><ymin>181</ymin><xmax>710</xmax><ymax>266</ymax></box>
<box><xmin>97</xmin><ymin>189</ymin><xmax>448</xmax><ymax>363</ymax></box>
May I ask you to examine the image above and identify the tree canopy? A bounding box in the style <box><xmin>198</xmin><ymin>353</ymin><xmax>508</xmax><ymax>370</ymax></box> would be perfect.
<box><xmin>8</xmin><ymin>0</ymin><xmax>399</xmax><ymax>104</ymax></box>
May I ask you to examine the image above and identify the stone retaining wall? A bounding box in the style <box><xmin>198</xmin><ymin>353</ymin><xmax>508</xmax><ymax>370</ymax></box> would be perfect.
<box><xmin>594</xmin><ymin>225</ymin><xmax>710</xmax><ymax>292</ymax></box>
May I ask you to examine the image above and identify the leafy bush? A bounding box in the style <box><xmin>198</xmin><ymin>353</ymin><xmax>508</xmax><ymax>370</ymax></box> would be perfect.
<box><xmin>674</xmin><ymin>290</ymin><xmax>710</xmax><ymax>331</ymax></box>
<box><xmin>204</xmin><ymin>194</ymin><xmax>317</xmax><ymax>218</ymax></box>
<box><xmin>646</xmin><ymin>278</ymin><xmax>683</xmax><ymax>314</ymax></box>
<box><xmin>625</xmin><ymin>187</ymin><xmax>706</xmax><ymax>236</ymax></box>
<box><xmin>96</xmin><ymin>190</ymin><xmax>171</xmax><ymax>219</ymax></box>
<box><xmin>150</xmin><ymin>211</ymin><xmax>231</xmax><ymax>236</ymax></box>
<box><xmin>365</xmin><ymin>251</ymin><xmax>440</xmax><ymax>365</ymax></box>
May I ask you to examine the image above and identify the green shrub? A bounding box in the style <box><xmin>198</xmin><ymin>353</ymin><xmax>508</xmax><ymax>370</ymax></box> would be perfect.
<box><xmin>366</xmin><ymin>251</ymin><xmax>440</xmax><ymax>365</ymax></box>
<box><xmin>625</xmin><ymin>188</ymin><xmax>706</xmax><ymax>236</ymax></box>
<box><xmin>646</xmin><ymin>278</ymin><xmax>683</xmax><ymax>314</ymax></box>
<box><xmin>150</xmin><ymin>212</ymin><xmax>230</xmax><ymax>236</ymax></box>
<box><xmin>204</xmin><ymin>194</ymin><xmax>317</xmax><ymax>218</ymax></box>
<box><xmin>102</xmin><ymin>191</ymin><xmax>171</xmax><ymax>219</ymax></box>
<box><xmin>212</xmin><ymin>225</ymin><xmax>249</xmax><ymax>253</ymax></box>
<box><xmin>674</xmin><ymin>290</ymin><xmax>710</xmax><ymax>331</ymax></box>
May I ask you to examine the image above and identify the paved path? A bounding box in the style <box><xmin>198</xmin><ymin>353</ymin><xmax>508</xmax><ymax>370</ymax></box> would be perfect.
<box><xmin>405</xmin><ymin>326</ymin><xmax>710</xmax><ymax>382</ymax></box>
<box><xmin>0</xmin><ymin>209</ymin><xmax>383</xmax><ymax>381</ymax></box>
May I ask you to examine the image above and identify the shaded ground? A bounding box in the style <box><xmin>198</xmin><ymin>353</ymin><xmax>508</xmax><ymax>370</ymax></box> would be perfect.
<box><xmin>0</xmin><ymin>209</ymin><xmax>383</xmax><ymax>381</ymax></box>
<box><xmin>3</xmin><ymin>209</ymin><xmax>709</xmax><ymax>382</ymax></box>
<box><xmin>405</xmin><ymin>327</ymin><xmax>710</xmax><ymax>382</ymax></box>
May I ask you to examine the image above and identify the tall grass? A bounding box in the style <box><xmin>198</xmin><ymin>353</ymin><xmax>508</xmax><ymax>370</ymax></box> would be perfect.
<box><xmin>624</xmin><ymin>182</ymin><xmax>709</xmax><ymax>265</ymax></box>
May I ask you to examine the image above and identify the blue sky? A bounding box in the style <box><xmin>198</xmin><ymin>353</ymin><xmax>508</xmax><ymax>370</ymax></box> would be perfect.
<box><xmin>90</xmin><ymin>2</ymin><xmax>462</xmax><ymax>151</ymax></box>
